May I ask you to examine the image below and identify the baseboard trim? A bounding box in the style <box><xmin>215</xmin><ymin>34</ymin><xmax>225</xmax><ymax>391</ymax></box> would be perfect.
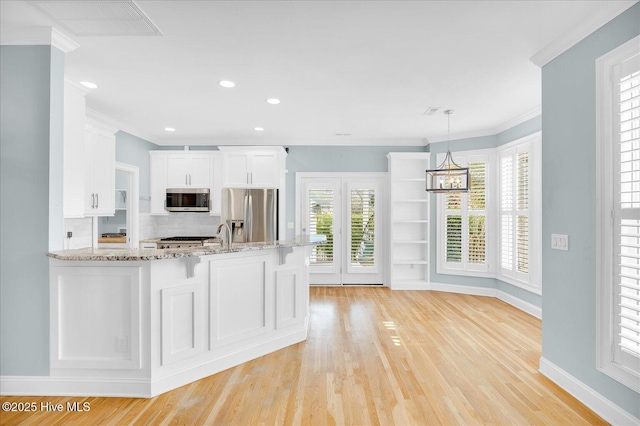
<box><xmin>539</xmin><ymin>357</ymin><xmax>640</xmax><ymax>426</ymax></box>
<box><xmin>0</xmin><ymin>329</ymin><xmax>307</xmax><ymax>398</ymax></box>
<box><xmin>428</xmin><ymin>282</ymin><xmax>541</xmax><ymax>319</ymax></box>
<box><xmin>496</xmin><ymin>290</ymin><xmax>542</xmax><ymax>319</ymax></box>
<box><xmin>0</xmin><ymin>376</ymin><xmax>151</xmax><ymax>398</ymax></box>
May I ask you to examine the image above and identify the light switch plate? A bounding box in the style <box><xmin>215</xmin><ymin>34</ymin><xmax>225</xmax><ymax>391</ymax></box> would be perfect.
<box><xmin>551</xmin><ymin>234</ymin><xmax>569</xmax><ymax>251</ymax></box>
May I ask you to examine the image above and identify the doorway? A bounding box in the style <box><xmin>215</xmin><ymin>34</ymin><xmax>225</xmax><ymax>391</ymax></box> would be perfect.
<box><xmin>96</xmin><ymin>162</ymin><xmax>139</xmax><ymax>248</ymax></box>
<box><xmin>296</xmin><ymin>173</ymin><xmax>386</xmax><ymax>285</ymax></box>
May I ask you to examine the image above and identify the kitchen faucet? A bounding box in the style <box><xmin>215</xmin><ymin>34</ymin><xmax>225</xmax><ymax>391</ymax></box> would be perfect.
<box><xmin>217</xmin><ymin>222</ymin><xmax>232</xmax><ymax>250</ymax></box>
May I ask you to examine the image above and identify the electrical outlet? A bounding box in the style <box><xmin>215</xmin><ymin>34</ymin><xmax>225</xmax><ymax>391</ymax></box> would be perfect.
<box><xmin>66</xmin><ymin>231</ymin><xmax>73</xmax><ymax>238</ymax></box>
<box><xmin>115</xmin><ymin>335</ymin><xmax>128</xmax><ymax>353</ymax></box>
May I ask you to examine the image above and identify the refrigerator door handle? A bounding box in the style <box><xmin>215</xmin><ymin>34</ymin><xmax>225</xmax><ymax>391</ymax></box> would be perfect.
<box><xmin>248</xmin><ymin>194</ymin><xmax>253</xmax><ymax>242</ymax></box>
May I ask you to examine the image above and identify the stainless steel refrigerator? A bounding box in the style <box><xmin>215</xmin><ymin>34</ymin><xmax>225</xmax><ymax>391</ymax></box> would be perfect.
<box><xmin>221</xmin><ymin>188</ymin><xmax>278</xmax><ymax>243</ymax></box>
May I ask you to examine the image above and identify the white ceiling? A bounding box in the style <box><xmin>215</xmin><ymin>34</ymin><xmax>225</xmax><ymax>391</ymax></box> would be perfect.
<box><xmin>0</xmin><ymin>1</ymin><xmax>635</xmax><ymax>146</ymax></box>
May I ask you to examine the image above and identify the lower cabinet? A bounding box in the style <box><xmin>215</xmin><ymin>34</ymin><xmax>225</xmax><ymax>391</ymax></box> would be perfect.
<box><xmin>160</xmin><ymin>282</ymin><xmax>206</xmax><ymax>366</ymax></box>
<box><xmin>48</xmin><ymin>246</ymin><xmax>311</xmax><ymax>397</ymax></box>
<box><xmin>209</xmin><ymin>254</ymin><xmax>273</xmax><ymax>351</ymax></box>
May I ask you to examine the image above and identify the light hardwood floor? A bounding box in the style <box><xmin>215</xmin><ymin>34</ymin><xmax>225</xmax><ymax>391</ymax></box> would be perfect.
<box><xmin>1</xmin><ymin>287</ymin><xmax>605</xmax><ymax>425</ymax></box>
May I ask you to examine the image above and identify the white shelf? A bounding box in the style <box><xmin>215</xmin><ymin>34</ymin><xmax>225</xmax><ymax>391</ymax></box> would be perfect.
<box><xmin>387</xmin><ymin>152</ymin><xmax>431</xmax><ymax>290</ymax></box>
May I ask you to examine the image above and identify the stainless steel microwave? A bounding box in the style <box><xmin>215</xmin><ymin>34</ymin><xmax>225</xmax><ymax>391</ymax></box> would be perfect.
<box><xmin>165</xmin><ymin>188</ymin><xmax>210</xmax><ymax>212</ymax></box>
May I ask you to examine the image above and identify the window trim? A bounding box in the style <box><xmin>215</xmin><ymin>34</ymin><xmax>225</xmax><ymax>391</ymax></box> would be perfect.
<box><xmin>436</xmin><ymin>150</ymin><xmax>495</xmax><ymax>276</ymax></box>
<box><xmin>595</xmin><ymin>34</ymin><xmax>640</xmax><ymax>392</ymax></box>
<box><xmin>434</xmin><ymin>136</ymin><xmax>541</xmax><ymax>296</ymax></box>
<box><xmin>496</xmin><ymin>133</ymin><xmax>542</xmax><ymax>294</ymax></box>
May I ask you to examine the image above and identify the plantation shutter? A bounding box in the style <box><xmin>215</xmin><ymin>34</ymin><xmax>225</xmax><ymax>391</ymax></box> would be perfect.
<box><xmin>441</xmin><ymin>155</ymin><xmax>487</xmax><ymax>270</ymax></box>
<box><xmin>350</xmin><ymin>188</ymin><xmax>376</xmax><ymax>267</ymax></box>
<box><xmin>468</xmin><ymin>162</ymin><xmax>486</xmax><ymax>264</ymax></box>
<box><xmin>500</xmin><ymin>155</ymin><xmax>514</xmax><ymax>271</ymax></box>
<box><xmin>617</xmin><ymin>65</ymin><xmax>640</xmax><ymax>358</ymax></box>
<box><xmin>308</xmin><ymin>189</ymin><xmax>334</xmax><ymax>265</ymax></box>
<box><xmin>516</xmin><ymin>151</ymin><xmax>529</xmax><ymax>274</ymax></box>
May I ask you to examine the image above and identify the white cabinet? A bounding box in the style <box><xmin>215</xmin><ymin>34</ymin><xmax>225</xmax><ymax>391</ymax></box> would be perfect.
<box><xmin>167</xmin><ymin>153</ymin><xmax>210</xmax><ymax>188</ymax></box>
<box><xmin>84</xmin><ymin>118</ymin><xmax>117</xmax><ymax>216</ymax></box>
<box><xmin>219</xmin><ymin>147</ymin><xmax>286</xmax><ymax>188</ymax></box>
<box><xmin>387</xmin><ymin>153</ymin><xmax>430</xmax><ymax>290</ymax></box>
<box><xmin>149</xmin><ymin>151</ymin><xmax>221</xmax><ymax>216</ymax></box>
<box><xmin>63</xmin><ymin>78</ymin><xmax>90</xmax><ymax>218</ymax></box>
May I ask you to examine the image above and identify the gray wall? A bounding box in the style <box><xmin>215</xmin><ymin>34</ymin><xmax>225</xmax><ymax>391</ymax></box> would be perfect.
<box><xmin>0</xmin><ymin>45</ymin><xmax>65</xmax><ymax>376</ymax></box>
<box><xmin>541</xmin><ymin>3</ymin><xmax>640</xmax><ymax>416</ymax></box>
<box><xmin>284</xmin><ymin>145</ymin><xmax>427</xmax><ymax>239</ymax></box>
<box><xmin>427</xmin><ymin>116</ymin><xmax>543</xmax><ymax>308</ymax></box>
<box><xmin>115</xmin><ymin>131</ymin><xmax>158</xmax><ymax>213</ymax></box>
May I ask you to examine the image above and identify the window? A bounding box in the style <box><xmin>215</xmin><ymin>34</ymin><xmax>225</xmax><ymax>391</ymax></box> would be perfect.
<box><xmin>438</xmin><ymin>152</ymin><xmax>490</xmax><ymax>275</ymax></box>
<box><xmin>435</xmin><ymin>138</ymin><xmax>540</xmax><ymax>289</ymax></box>
<box><xmin>498</xmin><ymin>141</ymin><xmax>537</xmax><ymax>288</ymax></box>
<box><xmin>596</xmin><ymin>35</ymin><xmax>640</xmax><ymax>392</ymax></box>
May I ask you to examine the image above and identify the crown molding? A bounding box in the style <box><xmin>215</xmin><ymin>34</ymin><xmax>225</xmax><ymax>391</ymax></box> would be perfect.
<box><xmin>0</xmin><ymin>26</ymin><xmax>79</xmax><ymax>52</ymax></box>
<box><xmin>64</xmin><ymin>76</ymin><xmax>93</xmax><ymax>94</ymax></box>
<box><xmin>493</xmin><ymin>106</ymin><xmax>541</xmax><ymax>134</ymax></box>
<box><xmin>530</xmin><ymin>1</ymin><xmax>637</xmax><ymax>67</ymax></box>
<box><xmin>85</xmin><ymin>107</ymin><xmax>158</xmax><ymax>144</ymax></box>
<box><xmin>427</xmin><ymin>105</ymin><xmax>542</xmax><ymax>145</ymax></box>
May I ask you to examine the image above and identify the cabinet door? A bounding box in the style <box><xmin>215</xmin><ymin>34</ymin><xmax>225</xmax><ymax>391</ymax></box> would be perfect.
<box><xmin>150</xmin><ymin>153</ymin><xmax>168</xmax><ymax>215</ymax></box>
<box><xmin>167</xmin><ymin>154</ymin><xmax>190</xmax><ymax>187</ymax></box>
<box><xmin>84</xmin><ymin>122</ymin><xmax>115</xmax><ymax>216</ymax></box>
<box><xmin>91</xmin><ymin>128</ymin><xmax>115</xmax><ymax>215</ymax></box>
<box><xmin>250</xmin><ymin>152</ymin><xmax>280</xmax><ymax>187</ymax></box>
<box><xmin>223</xmin><ymin>153</ymin><xmax>250</xmax><ymax>186</ymax></box>
<box><xmin>210</xmin><ymin>153</ymin><xmax>222</xmax><ymax>215</ymax></box>
<box><xmin>63</xmin><ymin>81</ymin><xmax>87</xmax><ymax>218</ymax></box>
<box><xmin>189</xmin><ymin>155</ymin><xmax>211</xmax><ymax>187</ymax></box>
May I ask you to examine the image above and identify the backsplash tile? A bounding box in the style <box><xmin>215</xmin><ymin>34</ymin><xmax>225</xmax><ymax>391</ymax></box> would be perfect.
<box><xmin>139</xmin><ymin>213</ymin><xmax>220</xmax><ymax>240</ymax></box>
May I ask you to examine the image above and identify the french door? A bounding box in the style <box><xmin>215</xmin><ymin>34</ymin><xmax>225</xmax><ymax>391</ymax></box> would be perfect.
<box><xmin>297</xmin><ymin>173</ymin><xmax>385</xmax><ymax>285</ymax></box>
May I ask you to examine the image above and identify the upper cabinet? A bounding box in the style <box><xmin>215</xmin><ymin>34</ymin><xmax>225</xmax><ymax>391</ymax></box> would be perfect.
<box><xmin>219</xmin><ymin>147</ymin><xmax>286</xmax><ymax>188</ymax></box>
<box><xmin>166</xmin><ymin>153</ymin><xmax>211</xmax><ymax>188</ymax></box>
<box><xmin>63</xmin><ymin>78</ymin><xmax>90</xmax><ymax>218</ymax></box>
<box><xmin>84</xmin><ymin>118</ymin><xmax>117</xmax><ymax>216</ymax></box>
<box><xmin>150</xmin><ymin>151</ymin><xmax>222</xmax><ymax>216</ymax></box>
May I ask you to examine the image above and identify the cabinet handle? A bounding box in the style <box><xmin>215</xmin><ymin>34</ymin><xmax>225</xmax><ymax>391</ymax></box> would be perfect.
<box><xmin>91</xmin><ymin>193</ymin><xmax>95</xmax><ymax>208</ymax></box>
<box><xmin>189</xmin><ymin>174</ymin><xmax>192</xmax><ymax>185</ymax></box>
<box><xmin>250</xmin><ymin>172</ymin><xmax>253</xmax><ymax>184</ymax></box>
<box><xmin>246</xmin><ymin>173</ymin><xmax>249</xmax><ymax>184</ymax></box>
<box><xmin>186</xmin><ymin>174</ymin><xmax>188</xmax><ymax>185</ymax></box>
<box><xmin>96</xmin><ymin>193</ymin><xmax>99</xmax><ymax>208</ymax></box>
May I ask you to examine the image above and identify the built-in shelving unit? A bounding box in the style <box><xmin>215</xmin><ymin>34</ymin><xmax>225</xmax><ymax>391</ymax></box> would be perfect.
<box><xmin>387</xmin><ymin>152</ymin><xmax>430</xmax><ymax>290</ymax></box>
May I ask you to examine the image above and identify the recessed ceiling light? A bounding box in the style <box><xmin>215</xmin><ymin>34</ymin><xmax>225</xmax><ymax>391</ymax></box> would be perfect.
<box><xmin>254</xmin><ymin>127</ymin><xmax>264</xmax><ymax>132</ymax></box>
<box><xmin>165</xmin><ymin>127</ymin><xmax>175</xmax><ymax>132</ymax></box>
<box><xmin>266</xmin><ymin>98</ymin><xmax>280</xmax><ymax>105</ymax></box>
<box><xmin>80</xmin><ymin>81</ymin><xmax>97</xmax><ymax>89</ymax></box>
<box><xmin>219</xmin><ymin>80</ymin><xmax>235</xmax><ymax>88</ymax></box>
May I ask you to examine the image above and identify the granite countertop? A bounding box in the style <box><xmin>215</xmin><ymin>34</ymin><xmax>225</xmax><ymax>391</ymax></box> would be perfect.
<box><xmin>47</xmin><ymin>235</ymin><xmax>327</xmax><ymax>261</ymax></box>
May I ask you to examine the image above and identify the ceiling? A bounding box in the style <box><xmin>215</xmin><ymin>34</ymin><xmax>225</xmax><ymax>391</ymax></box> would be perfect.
<box><xmin>0</xmin><ymin>1</ymin><xmax>634</xmax><ymax>146</ymax></box>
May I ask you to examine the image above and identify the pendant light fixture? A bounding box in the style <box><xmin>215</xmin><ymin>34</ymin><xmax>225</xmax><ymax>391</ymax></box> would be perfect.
<box><xmin>426</xmin><ymin>110</ymin><xmax>469</xmax><ymax>193</ymax></box>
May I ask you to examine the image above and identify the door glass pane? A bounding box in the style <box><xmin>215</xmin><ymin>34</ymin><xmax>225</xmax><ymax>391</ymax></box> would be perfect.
<box><xmin>468</xmin><ymin>214</ymin><xmax>486</xmax><ymax>264</ymax></box>
<box><xmin>350</xmin><ymin>188</ymin><xmax>375</xmax><ymax>267</ymax></box>
<box><xmin>309</xmin><ymin>189</ymin><xmax>334</xmax><ymax>265</ymax></box>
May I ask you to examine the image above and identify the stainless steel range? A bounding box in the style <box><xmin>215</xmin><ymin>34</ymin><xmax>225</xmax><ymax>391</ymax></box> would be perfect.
<box><xmin>156</xmin><ymin>236</ymin><xmax>217</xmax><ymax>249</ymax></box>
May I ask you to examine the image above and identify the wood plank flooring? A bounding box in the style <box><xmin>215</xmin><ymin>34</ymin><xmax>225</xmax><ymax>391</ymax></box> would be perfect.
<box><xmin>0</xmin><ymin>287</ymin><xmax>606</xmax><ymax>425</ymax></box>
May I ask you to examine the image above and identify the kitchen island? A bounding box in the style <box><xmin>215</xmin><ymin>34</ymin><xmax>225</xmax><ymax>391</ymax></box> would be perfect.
<box><xmin>46</xmin><ymin>236</ymin><xmax>323</xmax><ymax>397</ymax></box>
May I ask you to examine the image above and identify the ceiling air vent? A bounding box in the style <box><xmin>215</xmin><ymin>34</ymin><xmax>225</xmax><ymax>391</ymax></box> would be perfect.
<box><xmin>423</xmin><ymin>107</ymin><xmax>440</xmax><ymax>116</ymax></box>
<box><xmin>30</xmin><ymin>0</ymin><xmax>162</xmax><ymax>36</ymax></box>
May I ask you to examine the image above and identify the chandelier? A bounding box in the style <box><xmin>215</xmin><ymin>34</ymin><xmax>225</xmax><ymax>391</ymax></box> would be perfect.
<box><xmin>426</xmin><ymin>110</ymin><xmax>469</xmax><ymax>193</ymax></box>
